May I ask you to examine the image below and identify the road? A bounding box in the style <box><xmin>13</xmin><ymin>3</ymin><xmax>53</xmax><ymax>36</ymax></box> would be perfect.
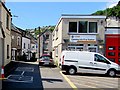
<box><xmin>40</xmin><ymin>66</ymin><xmax>120</xmax><ymax>90</ymax></box>
<box><xmin>2</xmin><ymin>61</ymin><xmax>120</xmax><ymax>90</ymax></box>
<box><xmin>65</xmin><ymin>72</ymin><xmax>120</xmax><ymax>89</ymax></box>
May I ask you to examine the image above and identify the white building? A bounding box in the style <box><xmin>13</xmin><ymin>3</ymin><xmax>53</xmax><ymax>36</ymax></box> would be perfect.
<box><xmin>52</xmin><ymin>14</ymin><xmax>106</xmax><ymax>66</ymax></box>
<box><xmin>22</xmin><ymin>37</ymin><xmax>31</xmax><ymax>60</ymax></box>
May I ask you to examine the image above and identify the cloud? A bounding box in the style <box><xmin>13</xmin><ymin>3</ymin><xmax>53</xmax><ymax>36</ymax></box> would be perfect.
<box><xmin>108</xmin><ymin>2</ymin><xmax>118</xmax><ymax>8</ymax></box>
<box><xmin>106</xmin><ymin>0</ymin><xmax>119</xmax><ymax>8</ymax></box>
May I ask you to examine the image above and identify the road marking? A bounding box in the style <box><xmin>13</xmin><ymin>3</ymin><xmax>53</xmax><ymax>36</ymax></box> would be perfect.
<box><xmin>60</xmin><ymin>71</ymin><xmax>78</xmax><ymax>90</ymax></box>
<box><xmin>0</xmin><ymin>78</ymin><xmax>7</xmax><ymax>80</ymax></box>
<box><xmin>21</xmin><ymin>71</ymin><xmax>25</xmax><ymax>76</ymax></box>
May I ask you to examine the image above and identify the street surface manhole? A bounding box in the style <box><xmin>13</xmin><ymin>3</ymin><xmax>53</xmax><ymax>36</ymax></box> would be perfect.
<box><xmin>7</xmin><ymin>75</ymin><xmax>33</xmax><ymax>83</ymax></box>
<box><xmin>15</xmin><ymin>67</ymin><xmax>34</xmax><ymax>72</ymax></box>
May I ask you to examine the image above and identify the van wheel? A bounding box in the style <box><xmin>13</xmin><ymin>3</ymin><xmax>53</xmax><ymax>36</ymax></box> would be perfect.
<box><xmin>107</xmin><ymin>69</ymin><xmax>116</xmax><ymax>77</ymax></box>
<box><xmin>67</xmin><ymin>67</ymin><xmax>76</xmax><ymax>75</ymax></box>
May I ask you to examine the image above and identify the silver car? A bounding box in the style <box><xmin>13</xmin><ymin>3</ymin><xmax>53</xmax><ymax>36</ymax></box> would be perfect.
<box><xmin>38</xmin><ymin>55</ymin><xmax>54</xmax><ymax>66</ymax></box>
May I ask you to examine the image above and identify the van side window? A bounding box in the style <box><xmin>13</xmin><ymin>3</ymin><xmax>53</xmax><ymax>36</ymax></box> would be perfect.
<box><xmin>94</xmin><ymin>54</ymin><xmax>110</xmax><ymax>64</ymax></box>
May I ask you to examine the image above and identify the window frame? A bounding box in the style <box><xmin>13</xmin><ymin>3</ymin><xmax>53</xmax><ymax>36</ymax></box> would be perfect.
<box><xmin>78</xmin><ymin>21</ymin><xmax>88</xmax><ymax>33</ymax></box>
<box><xmin>94</xmin><ymin>54</ymin><xmax>110</xmax><ymax>64</ymax></box>
<box><xmin>7</xmin><ymin>45</ymin><xmax>9</xmax><ymax>59</ymax></box>
<box><xmin>89</xmin><ymin>22</ymin><xmax>97</xmax><ymax>33</ymax></box>
<box><xmin>6</xmin><ymin>14</ymin><xmax>9</xmax><ymax>30</ymax></box>
<box><xmin>69</xmin><ymin>22</ymin><xmax>77</xmax><ymax>33</ymax></box>
<box><xmin>68</xmin><ymin>21</ymin><xmax>98</xmax><ymax>34</ymax></box>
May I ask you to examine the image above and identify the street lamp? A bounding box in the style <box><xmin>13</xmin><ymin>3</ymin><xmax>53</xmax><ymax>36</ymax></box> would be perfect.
<box><xmin>38</xmin><ymin>27</ymin><xmax>40</xmax><ymax>59</ymax></box>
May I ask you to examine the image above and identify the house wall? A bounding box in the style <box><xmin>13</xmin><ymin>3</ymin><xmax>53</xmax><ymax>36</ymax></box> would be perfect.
<box><xmin>22</xmin><ymin>37</ymin><xmax>31</xmax><ymax>60</ymax></box>
<box><xmin>0</xmin><ymin>2</ymin><xmax>11</xmax><ymax>66</ymax></box>
<box><xmin>11</xmin><ymin>30</ymin><xmax>22</xmax><ymax>50</ymax></box>
<box><xmin>0</xmin><ymin>38</ymin><xmax>4</xmax><ymax>67</ymax></box>
<box><xmin>39</xmin><ymin>30</ymin><xmax>52</xmax><ymax>57</ymax></box>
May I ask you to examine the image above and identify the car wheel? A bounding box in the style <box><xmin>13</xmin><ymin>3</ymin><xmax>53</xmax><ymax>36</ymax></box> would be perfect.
<box><xmin>68</xmin><ymin>67</ymin><xmax>76</xmax><ymax>75</ymax></box>
<box><xmin>108</xmin><ymin>69</ymin><xmax>116</xmax><ymax>77</ymax></box>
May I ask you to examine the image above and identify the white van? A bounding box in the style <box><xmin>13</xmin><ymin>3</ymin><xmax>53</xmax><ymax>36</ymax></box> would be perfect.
<box><xmin>60</xmin><ymin>51</ymin><xmax>120</xmax><ymax>77</ymax></box>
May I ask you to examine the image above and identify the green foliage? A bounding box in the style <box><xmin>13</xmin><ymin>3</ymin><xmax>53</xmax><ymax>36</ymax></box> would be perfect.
<box><xmin>34</xmin><ymin>25</ymin><xmax>55</xmax><ymax>37</ymax></box>
<box><xmin>92</xmin><ymin>1</ymin><xmax>120</xmax><ymax>18</ymax></box>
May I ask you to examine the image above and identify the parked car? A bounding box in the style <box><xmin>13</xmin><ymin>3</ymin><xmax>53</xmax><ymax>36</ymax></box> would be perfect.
<box><xmin>60</xmin><ymin>51</ymin><xmax>120</xmax><ymax>77</ymax></box>
<box><xmin>38</xmin><ymin>54</ymin><xmax>54</xmax><ymax>66</ymax></box>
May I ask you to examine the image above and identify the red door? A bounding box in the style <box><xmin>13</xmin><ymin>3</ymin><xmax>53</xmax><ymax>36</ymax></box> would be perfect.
<box><xmin>105</xmin><ymin>34</ymin><xmax>120</xmax><ymax>65</ymax></box>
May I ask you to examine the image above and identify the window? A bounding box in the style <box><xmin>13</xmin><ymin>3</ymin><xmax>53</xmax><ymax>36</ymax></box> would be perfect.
<box><xmin>46</xmin><ymin>34</ymin><xmax>49</xmax><ymax>39</ymax></box>
<box><xmin>55</xmin><ymin>47</ymin><xmax>58</xmax><ymax>56</ymax></box>
<box><xmin>24</xmin><ymin>43</ymin><xmax>26</xmax><ymax>49</ymax></box>
<box><xmin>78</xmin><ymin>21</ymin><xmax>87</xmax><ymax>33</ymax></box>
<box><xmin>7</xmin><ymin>45</ymin><xmax>9</xmax><ymax>59</ymax></box>
<box><xmin>109</xmin><ymin>58</ymin><xmax>115</xmax><ymax>62</ymax></box>
<box><xmin>89</xmin><ymin>22</ymin><xmax>97</xmax><ymax>33</ymax></box>
<box><xmin>94</xmin><ymin>54</ymin><xmax>110</xmax><ymax>64</ymax></box>
<box><xmin>56</xmin><ymin>30</ymin><xmax>58</xmax><ymax>40</ymax></box>
<box><xmin>108</xmin><ymin>46</ymin><xmax>115</xmax><ymax>50</ymax></box>
<box><xmin>12</xmin><ymin>36</ymin><xmax>14</xmax><ymax>39</ymax></box>
<box><xmin>119</xmin><ymin>59</ymin><xmax>120</xmax><ymax>62</ymax></box>
<box><xmin>17</xmin><ymin>37</ymin><xmax>20</xmax><ymax>46</ymax></box>
<box><xmin>6</xmin><ymin>14</ymin><xmax>9</xmax><ymax>29</ymax></box>
<box><xmin>118</xmin><ymin>53</ymin><xmax>120</xmax><ymax>56</ymax></box>
<box><xmin>108</xmin><ymin>52</ymin><xmax>115</xmax><ymax>56</ymax></box>
<box><xmin>69</xmin><ymin>22</ymin><xmax>77</xmax><ymax>33</ymax></box>
<box><xmin>28</xmin><ymin>44</ymin><xmax>30</xmax><ymax>49</ymax></box>
<box><xmin>32</xmin><ymin>46</ymin><xmax>35</xmax><ymax>49</ymax></box>
<box><xmin>88</xmin><ymin>47</ymin><xmax>96</xmax><ymax>52</ymax></box>
<box><xmin>119</xmin><ymin>47</ymin><xmax>120</xmax><ymax>50</ymax></box>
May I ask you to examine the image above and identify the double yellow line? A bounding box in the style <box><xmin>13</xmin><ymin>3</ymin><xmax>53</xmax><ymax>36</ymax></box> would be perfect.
<box><xmin>60</xmin><ymin>71</ymin><xmax>78</xmax><ymax>90</ymax></box>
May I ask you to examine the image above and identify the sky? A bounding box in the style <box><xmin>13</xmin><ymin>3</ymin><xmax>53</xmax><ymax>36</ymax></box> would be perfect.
<box><xmin>5</xmin><ymin>1</ymin><xmax>118</xmax><ymax>30</ymax></box>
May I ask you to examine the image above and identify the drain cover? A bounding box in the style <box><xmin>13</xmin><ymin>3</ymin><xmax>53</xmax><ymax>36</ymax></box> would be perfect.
<box><xmin>15</xmin><ymin>67</ymin><xmax>34</xmax><ymax>72</ymax></box>
<box><xmin>7</xmin><ymin>75</ymin><xmax>33</xmax><ymax>83</ymax></box>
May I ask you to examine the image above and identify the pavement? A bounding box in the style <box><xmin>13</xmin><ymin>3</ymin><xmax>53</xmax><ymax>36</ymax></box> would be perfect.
<box><xmin>2</xmin><ymin>61</ymin><xmax>43</xmax><ymax>90</ymax></box>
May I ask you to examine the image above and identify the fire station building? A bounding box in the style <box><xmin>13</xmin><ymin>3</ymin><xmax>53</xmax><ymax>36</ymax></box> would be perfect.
<box><xmin>105</xmin><ymin>17</ymin><xmax>120</xmax><ymax>65</ymax></box>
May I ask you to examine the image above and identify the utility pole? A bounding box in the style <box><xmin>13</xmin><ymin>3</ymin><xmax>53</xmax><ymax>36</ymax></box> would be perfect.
<box><xmin>38</xmin><ymin>27</ymin><xmax>40</xmax><ymax>59</ymax></box>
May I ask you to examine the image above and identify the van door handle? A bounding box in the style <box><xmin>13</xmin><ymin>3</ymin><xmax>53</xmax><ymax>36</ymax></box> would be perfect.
<box><xmin>90</xmin><ymin>62</ymin><xmax>93</xmax><ymax>64</ymax></box>
<box><xmin>94</xmin><ymin>63</ymin><xmax>97</xmax><ymax>64</ymax></box>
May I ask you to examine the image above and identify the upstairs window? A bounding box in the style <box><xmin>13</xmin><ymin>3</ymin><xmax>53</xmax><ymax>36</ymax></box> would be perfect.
<box><xmin>7</xmin><ymin>45</ymin><xmax>9</xmax><ymax>59</ymax></box>
<box><xmin>89</xmin><ymin>22</ymin><xmax>97</xmax><ymax>33</ymax></box>
<box><xmin>17</xmin><ymin>37</ymin><xmax>21</xmax><ymax>46</ymax></box>
<box><xmin>6</xmin><ymin>14</ymin><xmax>9</xmax><ymax>30</ymax></box>
<box><xmin>79</xmin><ymin>21</ymin><xmax>87</xmax><ymax>33</ymax></box>
<box><xmin>24</xmin><ymin>43</ymin><xmax>26</xmax><ymax>49</ymax></box>
<box><xmin>46</xmin><ymin>34</ymin><xmax>49</xmax><ymax>40</ymax></box>
<box><xmin>69</xmin><ymin>22</ymin><xmax>77</xmax><ymax>33</ymax></box>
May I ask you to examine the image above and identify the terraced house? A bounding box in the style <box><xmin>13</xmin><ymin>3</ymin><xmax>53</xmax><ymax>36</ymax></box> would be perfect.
<box><xmin>52</xmin><ymin>14</ymin><xmax>106</xmax><ymax>66</ymax></box>
<box><xmin>0</xmin><ymin>1</ymin><xmax>12</xmax><ymax>67</ymax></box>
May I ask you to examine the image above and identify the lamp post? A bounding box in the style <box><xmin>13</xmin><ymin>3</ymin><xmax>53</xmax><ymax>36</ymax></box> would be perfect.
<box><xmin>38</xmin><ymin>27</ymin><xmax>40</xmax><ymax>59</ymax></box>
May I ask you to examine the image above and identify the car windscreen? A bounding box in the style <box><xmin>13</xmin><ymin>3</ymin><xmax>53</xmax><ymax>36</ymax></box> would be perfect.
<box><xmin>40</xmin><ymin>56</ymin><xmax>51</xmax><ymax>60</ymax></box>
